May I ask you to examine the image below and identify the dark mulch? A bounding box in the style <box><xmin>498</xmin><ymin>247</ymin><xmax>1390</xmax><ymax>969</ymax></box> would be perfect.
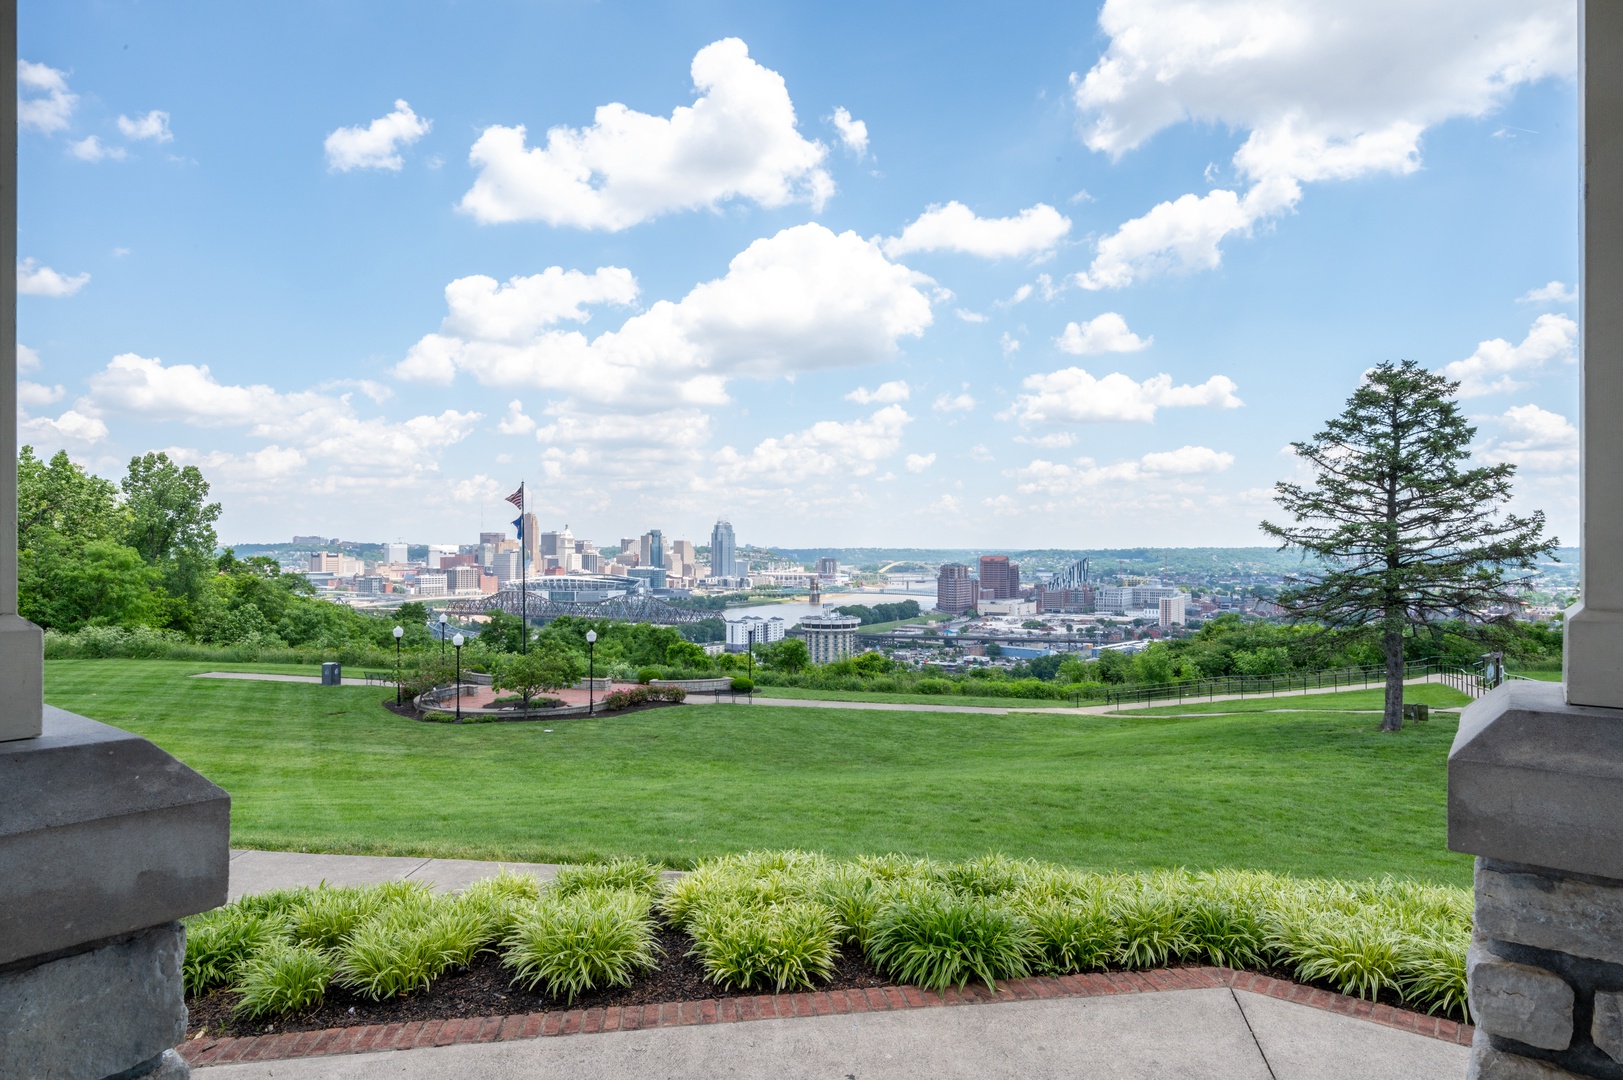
<box><xmin>187</xmin><ymin>920</ymin><xmax>889</xmax><ymax>1040</ymax></box>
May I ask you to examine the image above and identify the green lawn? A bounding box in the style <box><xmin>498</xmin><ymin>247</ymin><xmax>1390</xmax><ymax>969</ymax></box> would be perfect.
<box><xmin>45</xmin><ymin>659</ymin><xmax>1470</xmax><ymax>886</ymax></box>
<box><xmin>1118</xmin><ymin>683</ymin><xmax>1472</xmax><ymax>717</ymax></box>
<box><xmin>755</xmin><ymin>685</ymin><xmax>1073</xmax><ymax>709</ymax></box>
<box><xmin>855</xmin><ymin>612</ymin><xmax>954</xmax><ymax>634</ymax></box>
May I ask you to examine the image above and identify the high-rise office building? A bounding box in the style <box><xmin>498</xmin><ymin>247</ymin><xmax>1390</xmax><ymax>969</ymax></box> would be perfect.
<box><xmin>540</xmin><ymin>527</ymin><xmax>574</xmax><ymax>559</ymax></box>
<box><xmin>384</xmin><ymin>542</ymin><xmax>408</xmax><ymax>564</ymax></box>
<box><xmin>493</xmin><ymin>550</ymin><xmax>522</xmax><ymax>586</ymax></box>
<box><xmin>710</xmin><ymin>519</ymin><xmax>737</xmax><ymax>578</ymax></box>
<box><xmin>936</xmin><ymin>563</ymin><xmax>976</xmax><ymax>615</ymax></box>
<box><xmin>640</xmin><ymin>530</ymin><xmax>664</xmax><ymax>574</ymax></box>
<box><xmin>670</xmin><ymin>539</ymin><xmax>696</xmax><ymax>576</ymax></box>
<box><xmin>479</xmin><ymin>531</ymin><xmax>507</xmax><ymax>547</ymax></box>
<box><xmin>979</xmin><ymin>555</ymin><xmax>1020</xmax><ymax>599</ymax></box>
<box><xmin>618</xmin><ymin>537</ymin><xmax>639</xmax><ymax>562</ymax></box>
<box><xmin>521</xmin><ymin>513</ymin><xmax>539</xmax><ymax>567</ymax></box>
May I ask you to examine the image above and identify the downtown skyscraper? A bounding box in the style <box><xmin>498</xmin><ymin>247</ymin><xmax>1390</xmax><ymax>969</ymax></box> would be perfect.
<box><xmin>710</xmin><ymin>518</ymin><xmax>738</xmax><ymax>578</ymax></box>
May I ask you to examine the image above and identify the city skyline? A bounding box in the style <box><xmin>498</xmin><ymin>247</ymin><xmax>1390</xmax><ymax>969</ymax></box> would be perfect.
<box><xmin>18</xmin><ymin>2</ymin><xmax>1580</xmax><ymax>548</ymax></box>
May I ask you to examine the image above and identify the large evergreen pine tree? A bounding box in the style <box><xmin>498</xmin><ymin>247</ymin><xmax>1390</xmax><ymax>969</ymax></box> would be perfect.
<box><xmin>1260</xmin><ymin>361</ymin><xmax>1556</xmax><ymax>731</ymax></box>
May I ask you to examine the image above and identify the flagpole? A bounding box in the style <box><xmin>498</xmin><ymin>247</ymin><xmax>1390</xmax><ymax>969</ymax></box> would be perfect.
<box><xmin>520</xmin><ymin>480</ymin><xmax>527</xmax><ymax>655</ymax></box>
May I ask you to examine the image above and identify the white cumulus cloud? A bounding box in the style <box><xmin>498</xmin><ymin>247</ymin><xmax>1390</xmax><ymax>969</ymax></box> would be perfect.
<box><xmin>1519</xmin><ymin>280</ymin><xmax>1577</xmax><ymax>305</ymax></box>
<box><xmin>18</xmin><ymin>381</ymin><xmax>64</xmax><ymax>406</ymax></box>
<box><xmin>1004</xmin><ymin>366</ymin><xmax>1242</xmax><ymax>425</ymax></box>
<box><xmin>21</xmin><ymin>409</ymin><xmax>108</xmax><ymax>443</ymax></box>
<box><xmin>17</xmin><ymin>258</ymin><xmax>89</xmax><ymax>297</ymax></box>
<box><xmin>905</xmin><ymin>452</ymin><xmax>936</xmax><ymax>473</ymax></box>
<box><xmin>69</xmin><ymin>136</ymin><xmax>125</xmax><ymax>162</ymax></box>
<box><xmin>933</xmin><ymin>392</ymin><xmax>976</xmax><ymax>413</ymax></box>
<box><xmin>1072</xmin><ymin>0</ymin><xmax>1574</xmax><ymax>288</ymax></box>
<box><xmin>1442</xmin><ymin>313</ymin><xmax>1577</xmax><ymax>397</ymax></box>
<box><xmin>883</xmin><ymin>201</ymin><xmax>1071</xmax><ymax>260</ymax></box>
<box><xmin>117</xmin><ymin>110</ymin><xmax>173</xmax><ymax>142</ymax></box>
<box><xmin>395</xmin><ymin>223</ymin><xmax>934</xmax><ymax>406</ymax></box>
<box><xmin>1057</xmin><ymin>312</ymin><xmax>1151</xmax><ymax>354</ymax></box>
<box><xmin>497</xmin><ymin>400</ymin><xmax>537</xmax><ymax>436</ymax></box>
<box><xmin>459</xmin><ymin>39</ymin><xmax>832</xmax><ymax>229</ymax></box>
<box><xmin>846</xmin><ymin>380</ymin><xmax>911</xmax><ymax>404</ymax></box>
<box><xmin>1478</xmin><ymin>404</ymin><xmax>1578</xmax><ymax>473</ymax></box>
<box><xmin>324</xmin><ymin>100</ymin><xmax>432</xmax><ymax>172</ymax></box>
<box><xmin>830</xmin><ymin>106</ymin><xmax>869</xmax><ymax>157</ymax></box>
<box><xmin>1012</xmin><ymin>444</ymin><xmax>1233</xmax><ymax>494</ymax></box>
<box><xmin>18</xmin><ymin>60</ymin><xmax>76</xmax><ymax>134</ymax></box>
<box><xmin>715</xmin><ymin>405</ymin><xmax>910</xmax><ymax>485</ymax></box>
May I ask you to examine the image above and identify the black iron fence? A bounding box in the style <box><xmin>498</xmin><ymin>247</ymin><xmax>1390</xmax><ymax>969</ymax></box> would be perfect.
<box><xmin>1092</xmin><ymin>658</ymin><xmax>1506</xmax><ymax>708</ymax></box>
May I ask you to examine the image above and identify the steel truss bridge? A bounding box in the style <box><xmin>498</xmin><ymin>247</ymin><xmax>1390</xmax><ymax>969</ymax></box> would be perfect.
<box><xmin>443</xmin><ymin>588</ymin><xmax>712</xmax><ymax>626</ymax></box>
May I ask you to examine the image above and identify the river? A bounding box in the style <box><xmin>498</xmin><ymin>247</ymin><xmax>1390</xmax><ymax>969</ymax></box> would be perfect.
<box><xmin>725</xmin><ymin>589</ymin><xmax>937</xmax><ymax>628</ymax></box>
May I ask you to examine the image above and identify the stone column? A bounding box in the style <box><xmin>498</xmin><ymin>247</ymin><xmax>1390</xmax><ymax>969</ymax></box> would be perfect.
<box><xmin>0</xmin><ymin>0</ymin><xmax>40</xmax><ymax>743</ymax></box>
<box><xmin>0</xmin><ymin>4</ymin><xmax>230</xmax><ymax>1077</ymax></box>
<box><xmin>1448</xmin><ymin>8</ymin><xmax>1623</xmax><ymax>1078</ymax></box>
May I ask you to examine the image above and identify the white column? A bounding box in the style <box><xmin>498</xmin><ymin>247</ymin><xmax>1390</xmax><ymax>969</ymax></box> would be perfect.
<box><xmin>0</xmin><ymin>0</ymin><xmax>43</xmax><ymax>742</ymax></box>
<box><xmin>1566</xmin><ymin>0</ymin><xmax>1623</xmax><ymax>710</ymax></box>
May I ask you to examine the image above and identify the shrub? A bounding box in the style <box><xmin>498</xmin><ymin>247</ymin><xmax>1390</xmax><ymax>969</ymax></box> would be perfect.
<box><xmin>1111</xmin><ymin>885</ymin><xmax>1190</xmax><ymax>969</ymax></box>
<box><xmin>915</xmin><ymin>678</ymin><xmax>952</xmax><ymax>695</ymax></box>
<box><xmin>687</xmin><ymin>899</ymin><xmax>841</xmax><ymax>992</ymax></box>
<box><xmin>867</xmin><ymin>894</ymin><xmax>1033</xmax><ymax>992</ymax></box>
<box><xmin>552</xmin><ymin>858</ymin><xmax>664</xmax><ymax>898</ymax></box>
<box><xmin>502</xmin><ymin>890</ymin><xmax>659</xmax><ymax>1002</ymax></box>
<box><xmin>1019</xmin><ymin>896</ymin><xmax>1119</xmax><ymax>975</ymax></box>
<box><xmin>336</xmin><ymin>909</ymin><xmax>454</xmax><ymax>1000</ymax></box>
<box><xmin>183</xmin><ymin>908</ymin><xmax>289</xmax><ymax>996</ymax></box>
<box><xmin>730</xmin><ymin>676</ymin><xmax>754</xmax><ymax>692</ymax></box>
<box><xmin>231</xmin><ymin>942</ymin><xmax>335</xmax><ymax>1018</ymax></box>
<box><xmin>637</xmin><ymin>667</ymin><xmax>662</xmax><ymax>684</ymax></box>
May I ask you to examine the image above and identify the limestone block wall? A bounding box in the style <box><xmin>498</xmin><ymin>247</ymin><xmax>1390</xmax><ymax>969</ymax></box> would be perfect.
<box><xmin>1468</xmin><ymin>859</ymin><xmax>1623</xmax><ymax>1078</ymax></box>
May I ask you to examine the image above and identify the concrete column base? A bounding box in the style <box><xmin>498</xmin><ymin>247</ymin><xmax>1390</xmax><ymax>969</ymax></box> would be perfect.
<box><xmin>0</xmin><ymin>612</ymin><xmax>43</xmax><ymax>741</ymax></box>
<box><xmin>0</xmin><ymin>923</ymin><xmax>190</xmax><ymax>1080</ymax></box>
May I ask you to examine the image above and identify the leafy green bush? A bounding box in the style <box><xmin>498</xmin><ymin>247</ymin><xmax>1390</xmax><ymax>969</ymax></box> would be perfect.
<box><xmin>730</xmin><ymin>676</ymin><xmax>754</xmax><ymax>692</ymax></box>
<box><xmin>687</xmin><ymin>899</ymin><xmax>841</xmax><ymax>992</ymax></box>
<box><xmin>502</xmin><ymin>890</ymin><xmax>659</xmax><ymax>1002</ymax></box>
<box><xmin>232</xmin><ymin>942</ymin><xmax>336</xmax><ymax>1018</ymax></box>
<box><xmin>553</xmin><ymin>857</ymin><xmax>664</xmax><ymax>898</ymax></box>
<box><xmin>637</xmin><ymin>667</ymin><xmax>662</xmax><ymax>684</ymax></box>
<box><xmin>182</xmin><ymin>908</ymin><xmax>289</xmax><ymax>996</ymax></box>
<box><xmin>867</xmin><ymin>893</ymin><xmax>1034</xmax><ymax>992</ymax></box>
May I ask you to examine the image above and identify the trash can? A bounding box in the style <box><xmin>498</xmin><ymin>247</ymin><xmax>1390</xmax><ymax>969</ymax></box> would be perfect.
<box><xmin>321</xmin><ymin>662</ymin><xmax>342</xmax><ymax>687</ymax></box>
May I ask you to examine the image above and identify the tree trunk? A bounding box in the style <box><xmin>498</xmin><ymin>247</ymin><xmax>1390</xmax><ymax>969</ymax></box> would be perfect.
<box><xmin>1382</xmin><ymin>620</ymin><xmax>1405</xmax><ymax>732</ymax></box>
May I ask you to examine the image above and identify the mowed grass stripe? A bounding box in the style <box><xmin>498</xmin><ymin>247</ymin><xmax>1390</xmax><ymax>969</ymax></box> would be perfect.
<box><xmin>45</xmin><ymin>660</ymin><xmax>1470</xmax><ymax>886</ymax></box>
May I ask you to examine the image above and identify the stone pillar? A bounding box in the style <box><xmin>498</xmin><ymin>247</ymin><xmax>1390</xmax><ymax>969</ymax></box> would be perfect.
<box><xmin>0</xmin><ymin>3</ymin><xmax>230</xmax><ymax>1077</ymax></box>
<box><xmin>0</xmin><ymin>0</ymin><xmax>41</xmax><ymax>743</ymax></box>
<box><xmin>1448</xmin><ymin>10</ymin><xmax>1623</xmax><ymax>1078</ymax></box>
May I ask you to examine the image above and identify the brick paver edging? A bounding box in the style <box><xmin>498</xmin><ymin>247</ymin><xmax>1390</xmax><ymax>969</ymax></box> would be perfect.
<box><xmin>176</xmin><ymin>966</ymin><xmax>1473</xmax><ymax>1068</ymax></box>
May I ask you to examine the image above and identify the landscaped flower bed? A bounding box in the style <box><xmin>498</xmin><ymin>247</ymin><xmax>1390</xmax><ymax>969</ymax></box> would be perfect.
<box><xmin>184</xmin><ymin>851</ymin><xmax>1470</xmax><ymax>1038</ymax></box>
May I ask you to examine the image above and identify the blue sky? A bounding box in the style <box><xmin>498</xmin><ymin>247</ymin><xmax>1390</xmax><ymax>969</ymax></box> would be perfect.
<box><xmin>18</xmin><ymin>0</ymin><xmax>1581</xmax><ymax>550</ymax></box>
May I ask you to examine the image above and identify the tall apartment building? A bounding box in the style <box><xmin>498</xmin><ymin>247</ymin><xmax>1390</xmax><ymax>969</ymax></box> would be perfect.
<box><xmin>1158</xmin><ymin>594</ymin><xmax>1188</xmax><ymax>628</ymax></box>
<box><xmin>936</xmin><ymin>563</ymin><xmax>976</xmax><ymax>615</ymax></box>
<box><xmin>416</xmin><ymin>572</ymin><xmax>448</xmax><ymax>597</ymax></box>
<box><xmin>710</xmin><ymin>518</ymin><xmax>738</xmax><ymax>578</ymax></box>
<box><xmin>726</xmin><ymin>615</ymin><xmax>786</xmax><ymax>650</ymax></box>
<box><xmin>640</xmin><ymin>530</ymin><xmax>664</xmax><ymax>574</ymax></box>
<box><xmin>799</xmin><ymin>611</ymin><xmax>861</xmax><ymax>664</ymax></box>
<box><xmin>978</xmin><ymin>555</ymin><xmax>1020</xmax><ymax>599</ymax></box>
<box><xmin>384</xmin><ymin>542</ymin><xmax>408</xmax><ymax>564</ymax></box>
<box><xmin>447</xmin><ymin>565</ymin><xmax>484</xmax><ymax>592</ymax></box>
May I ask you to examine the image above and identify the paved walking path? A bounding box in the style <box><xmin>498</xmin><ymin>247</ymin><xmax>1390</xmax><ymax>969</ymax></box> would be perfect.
<box><xmin>192</xmin><ymin>670</ymin><xmax>1465</xmax><ymax>719</ymax></box>
<box><xmin>191</xmin><ymin>983</ymin><xmax>1469</xmax><ymax>1079</ymax></box>
<box><xmin>204</xmin><ymin>851</ymin><xmax>1471</xmax><ymax>1079</ymax></box>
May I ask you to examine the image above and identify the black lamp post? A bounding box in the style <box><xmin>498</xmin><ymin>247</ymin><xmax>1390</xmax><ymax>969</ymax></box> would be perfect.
<box><xmin>586</xmin><ymin>629</ymin><xmax>597</xmax><ymax>716</ymax></box>
<box><xmin>439</xmin><ymin>613</ymin><xmax>448</xmax><ymax>659</ymax></box>
<box><xmin>747</xmin><ymin>626</ymin><xmax>755</xmax><ymax>680</ymax></box>
<box><xmin>453</xmin><ymin>633</ymin><xmax>465</xmax><ymax>723</ymax></box>
<box><xmin>392</xmin><ymin>624</ymin><xmax>404</xmax><ymax>705</ymax></box>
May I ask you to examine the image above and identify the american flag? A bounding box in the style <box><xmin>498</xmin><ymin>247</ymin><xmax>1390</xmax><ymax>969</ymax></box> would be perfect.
<box><xmin>504</xmin><ymin>484</ymin><xmax>524</xmax><ymax>511</ymax></box>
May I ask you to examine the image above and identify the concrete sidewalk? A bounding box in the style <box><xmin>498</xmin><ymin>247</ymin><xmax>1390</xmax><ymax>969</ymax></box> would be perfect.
<box><xmin>193</xmin><ymin>987</ymin><xmax>1469</xmax><ymax>1079</ymax></box>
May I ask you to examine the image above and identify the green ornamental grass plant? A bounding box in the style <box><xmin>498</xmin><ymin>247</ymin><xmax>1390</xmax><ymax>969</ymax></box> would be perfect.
<box><xmin>502</xmin><ymin>889</ymin><xmax>659</xmax><ymax>1002</ymax></box>
<box><xmin>188</xmin><ymin>854</ymin><xmax>1476</xmax><ymax>1024</ymax></box>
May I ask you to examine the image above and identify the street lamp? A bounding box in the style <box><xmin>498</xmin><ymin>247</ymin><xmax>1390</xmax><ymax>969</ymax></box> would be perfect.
<box><xmin>586</xmin><ymin>629</ymin><xmax>597</xmax><ymax>716</ymax></box>
<box><xmin>452</xmin><ymin>633</ymin><xmax>465</xmax><ymax>723</ymax></box>
<box><xmin>747</xmin><ymin>626</ymin><xmax>755</xmax><ymax>680</ymax></box>
<box><xmin>439</xmin><ymin>613</ymin><xmax>449</xmax><ymax>659</ymax></box>
<box><xmin>392</xmin><ymin>625</ymin><xmax>404</xmax><ymax>705</ymax></box>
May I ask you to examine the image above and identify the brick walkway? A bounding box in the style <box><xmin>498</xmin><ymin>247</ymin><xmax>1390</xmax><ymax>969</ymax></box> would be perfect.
<box><xmin>179</xmin><ymin>965</ymin><xmax>1471</xmax><ymax>1070</ymax></box>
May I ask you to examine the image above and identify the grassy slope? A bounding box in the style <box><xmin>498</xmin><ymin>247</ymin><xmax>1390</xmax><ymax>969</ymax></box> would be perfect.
<box><xmin>45</xmin><ymin>660</ymin><xmax>1470</xmax><ymax>885</ymax></box>
<box><xmin>1119</xmin><ymin>683</ymin><xmax>1472</xmax><ymax>716</ymax></box>
<box><xmin>755</xmin><ymin>685</ymin><xmax>1070</xmax><ymax>708</ymax></box>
